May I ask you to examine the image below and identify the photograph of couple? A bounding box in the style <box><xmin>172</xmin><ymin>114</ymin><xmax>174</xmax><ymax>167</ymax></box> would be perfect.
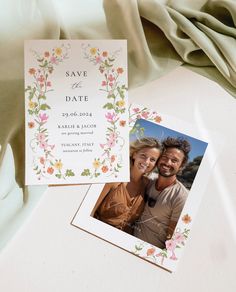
<box><xmin>91</xmin><ymin>119</ymin><xmax>208</xmax><ymax>249</ymax></box>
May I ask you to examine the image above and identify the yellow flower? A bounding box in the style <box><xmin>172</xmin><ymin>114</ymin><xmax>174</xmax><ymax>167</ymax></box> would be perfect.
<box><xmin>55</xmin><ymin>47</ymin><xmax>62</xmax><ymax>56</ymax></box>
<box><xmin>90</xmin><ymin>47</ymin><xmax>97</xmax><ymax>55</ymax></box>
<box><xmin>117</xmin><ymin>100</ymin><xmax>125</xmax><ymax>108</ymax></box>
<box><xmin>28</xmin><ymin>101</ymin><xmax>37</xmax><ymax>109</ymax></box>
<box><xmin>92</xmin><ymin>159</ymin><xmax>100</xmax><ymax>169</ymax></box>
<box><xmin>54</xmin><ymin>160</ymin><xmax>63</xmax><ymax>170</ymax></box>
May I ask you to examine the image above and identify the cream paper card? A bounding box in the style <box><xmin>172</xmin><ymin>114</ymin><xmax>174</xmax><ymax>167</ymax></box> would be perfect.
<box><xmin>71</xmin><ymin>103</ymin><xmax>218</xmax><ymax>272</ymax></box>
<box><xmin>24</xmin><ymin>40</ymin><xmax>128</xmax><ymax>185</ymax></box>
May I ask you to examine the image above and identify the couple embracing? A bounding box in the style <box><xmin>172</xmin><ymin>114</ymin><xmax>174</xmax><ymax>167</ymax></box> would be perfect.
<box><xmin>92</xmin><ymin>136</ymin><xmax>191</xmax><ymax>249</ymax></box>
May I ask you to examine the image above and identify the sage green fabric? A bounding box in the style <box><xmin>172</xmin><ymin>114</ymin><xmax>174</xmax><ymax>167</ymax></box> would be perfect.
<box><xmin>104</xmin><ymin>0</ymin><xmax>236</xmax><ymax>96</ymax></box>
<box><xmin>0</xmin><ymin>0</ymin><xmax>235</xmax><ymax>250</ymax></box>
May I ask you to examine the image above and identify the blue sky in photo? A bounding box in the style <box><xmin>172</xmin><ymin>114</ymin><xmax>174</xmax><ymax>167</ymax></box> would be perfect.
<box><xmin>130</xmin><ymin>119</ymin><xmax>208</xmax><ymax>162</ymax></box>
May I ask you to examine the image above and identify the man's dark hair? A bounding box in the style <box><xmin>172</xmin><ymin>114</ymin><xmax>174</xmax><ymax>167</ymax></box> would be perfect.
<box><xmin>162</xmin><ymin>137</ymin><xmax>191</xmax><ymax>167</ymax></box>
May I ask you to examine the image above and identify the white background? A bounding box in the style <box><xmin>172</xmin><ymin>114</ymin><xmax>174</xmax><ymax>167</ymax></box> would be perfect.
<box><xmin>0</xmin><ymin>1</ymin><xmax>236</xmax><ymax>291</ymax></box>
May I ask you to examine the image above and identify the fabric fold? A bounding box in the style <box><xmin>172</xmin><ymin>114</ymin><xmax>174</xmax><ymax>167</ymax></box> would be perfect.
<box><xmin>104</xmin><ymin>0</ymin><xmax>236</xmax><ymax>95</ymax></box>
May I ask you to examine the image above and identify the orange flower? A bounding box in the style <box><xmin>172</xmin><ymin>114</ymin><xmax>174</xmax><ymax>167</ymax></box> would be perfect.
<box><xmin>119</xmin><ymin>120</ymin><xmax>126</xmax><ymax>127</ymax></box>
<box><xmin>117</xmin><ymin>67</ymin><xmax>124</xmax><ymax>74</ymax></box>
<box><xmin>47</xmin><ymin>167</ymin><xmax>54</xmax><ymax>174</ymax></box>
<box><xmin>102</xmin><ymin>51</ymin><xmax>108</xmax><ymax>57</ymax></box>
<box><xmin>154</xmin><ymin>116</ymin><xmax>162</xmax><ymax>123</ymax></box>
<box><xmin>28</xmin><ymin>122</ymin><xmax>35</xmax><ymax>128</ymax></box>
<box><xmin>182</xmin><ymin>214</ymin><xmax>191</xmax><ymax>224</ymax></box>
<box><xmin>28</xmin><ymin>68</ymin><xmax>36</xmax><ymax>75</ymax></box>
<box><xmin>44</xmin><ymin>51</ymin><xmax>50</xmax><ymax>57</ymax></box>
<box><xmin>110</xmin><ymin>155</ymin><xmax>116</xmax><ymax>163</ymax></box>
<box><xmin>101</xmin><ymin>165</ymin><xmax>108</xmax><ymax>173</ymax></box>
<box><xmin>146</xmin><ymin>247</ymin><xmax>155</xmax><ymax>256</ymax></box>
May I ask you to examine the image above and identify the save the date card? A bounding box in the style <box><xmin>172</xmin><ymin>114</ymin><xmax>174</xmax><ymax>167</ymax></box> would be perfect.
<box><xmin>24</xmin><ymin>40</ymin><xmax>128</xmax><ymax>185</ymax></box>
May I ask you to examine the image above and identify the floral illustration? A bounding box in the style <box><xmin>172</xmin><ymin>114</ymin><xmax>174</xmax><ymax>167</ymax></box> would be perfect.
<box><xmin>129</xmin><ymin>104</ymin><xmax>162</xmax><ymax>138</ymax></box>
<box><xmin>81</xmin><ymin>44</ymin><xmax>127</xmax><ymax>178</ymax></box>
<box><xmin>132</xmin><ymin>214</ymin><xmax>191</xmax><ymax>266</ymax></box>
<box><xmin>26</xmin><ymin>44</ymin><xmax>75</xmax><ymax>180</ymax></box>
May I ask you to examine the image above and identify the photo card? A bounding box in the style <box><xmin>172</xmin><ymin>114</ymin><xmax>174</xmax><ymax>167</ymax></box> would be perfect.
<box><xmin>71</xmin><ymin>103</ymin><xmax>216</xmax><ymax>272</ymax></box>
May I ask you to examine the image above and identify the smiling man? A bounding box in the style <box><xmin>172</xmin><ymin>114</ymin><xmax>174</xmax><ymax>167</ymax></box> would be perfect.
<box><xmin>134</xmin><ymin>137</ymin><xmax>191</xmax><ymax>249</ymax></box>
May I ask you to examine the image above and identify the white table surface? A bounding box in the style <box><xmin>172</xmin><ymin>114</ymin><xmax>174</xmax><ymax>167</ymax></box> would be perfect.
<box><xmin>0</xmin><ymin>67</ymin><xmax>235</xmax><ymax>291</ymax></box>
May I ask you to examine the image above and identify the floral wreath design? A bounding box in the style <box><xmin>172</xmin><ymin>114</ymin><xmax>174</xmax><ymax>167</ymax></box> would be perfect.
<box><xmin>26</xmin><ymin>44</ymin><xmax>75</xmax><ymax>180</ymax></box>
<box><xmin>80</xmin><ymin>44</ymin><xmax>128</xmax><ymax>178</ymax></box>
<box><xmin>132</xmin><ymin>214</ymin><xmax>191</xmax><ymax>266</ymax></box>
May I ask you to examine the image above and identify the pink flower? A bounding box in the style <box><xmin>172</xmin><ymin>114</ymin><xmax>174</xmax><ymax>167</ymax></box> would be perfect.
<box><xmin>101</xmin><ymin>81</ymin><xmax>107</xmax><ymax>86</ymax></box>
<box><xmin>174</xmin><ymin>232</ymin><xmax>185</xmax><ymax>244</ymax></box>
<box><xmin>39</xmin><ymin>113</ymin><xmax>48</xmax><ymax>122</ymax></box>
<box><xmin>107</xmin><ymin>140</ymin><xmax>115</xmax><ymax>148</ymax></box>
<box><xmin>105</xmin><ymin>112</ymin><xmax>117</xmax><ymax>123</ymax></box>
<box><xmin>39</xmin><ymin>141</ymin><xmax>48</xmax><ymax>150</ymax></box>
<box><xmin>141</xmin><ymin>111</ymin><xmax>149</xmax><ymax>119</ymax></box>
<box><xmin>170</xmin><ymin>253</ymin><xmax>178</xmax><ymax>260</ymax></box>
<box><xmin>108</xmin><ymin>74</ymin><xmax>115</xmax><ymax>82</ymax></box>
<box><xmin>37</xmin><ymin>132</ymin><xmax>46</xmax><ymax>142</ymax></box>
<box><xmin>37</xmin><ymin>75</ymin><xmax>45</xmax><ymax>83</ymax></box>
<box><xmin>165</xmin><ymin>239</ymin><xmax>177</xmax><ymax>251</ymax></box>
<box><xmin>50</xmin><ymin>56</ymin><xmax>57</xmax><ymax>64</ymax></box>
<box><xmin>100</xmin><ymin>143</ymin><xmax>105</xmax><ymax>149</ymax></box>
<box><xmin>133</xmin><ymin>108</ymin><xmax>140</xmax><ymax>113</ymax></box>
<box><xmin>39</xmin><ymin>157</ymin><xmax>45</xmax><ymax>164</ymax></box>
<box><xmin>109</xmin><ymin>82</ymin><xmax>113</xmax><ymax>87</ymax></box>
<box><xmin>109</xmin><ymin>132</ymin><xmax>117</xmax><ymax>140</ymax></box>
<box><xmin>95</xmin><ymin>56</ymin><xmax>102</xmax><ymax>63</ymax></box>
<box><xmin>46</xmin><ymin>81</ymin><xmax>51</xmax><ymax>87</ymax></box>
<box><xmin>44</xmin><ymin>51</ymin><xmax>50</xmax><ymax>57</ymax></box>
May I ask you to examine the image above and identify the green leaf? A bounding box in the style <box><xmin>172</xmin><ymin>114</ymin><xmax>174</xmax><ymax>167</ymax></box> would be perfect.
<box><xmin>65</xmin><ymin>169</ymin><xmax>75</xmax><ymax>177</ymax></box>
<box><xmin>25</xmin><ymin>86</ymin><xmax>31</xmax><ymax>92</ymax></box>
<box><xmin>103</xmin><ymin>103</ymin><xmax>114</xmax><ymax>110</ymax></box>
<box><xmin>38</xmin><ymin>95</ymin><xmax>46</xmax><ymax>100</ymax></box>
<box><xmin>28</xmin><ymin>109</ymin><xmax>33</xmax><ymax>115</ymax></box>
<box><xmin>81</xmin><ymin>169</ymin><xmax>91</xmax><ymax>176</ymax></box>
<box><xmin>40</xmin><ymin>104</ymin><xmax>51</xmax><ymax>110</ymax></box>
<box><xmin>135</xmin><ymin>245</ymin><xmax>143</xmax><ymax>251</ymax></box>
<box><xmin>56</xmin><ymin>173</ymin><xmax>62</xmax><ymax>179</ymax></box>
<box><xmin>107</xmin><ymin>94</ymin><xmax>115</xmax><ymax>99</ymax></box>
<box><xmin>104</xmin><ymin>60</ymin><xmax>112</xmax><ymax>67</ymax></box>
<box><xmin>95</xmin><ymin>172</ymin><xmax>100</xmax><ymax>177</ymax></box>
<box><xmin>108</xmin><ymin>57</ymin><xmax>115</xmax><ymax>62</ymax></box>
<box><xmin>29</xmin><ymin>88</ymin><xmax>36</xmax><ymax>100</ymax></box>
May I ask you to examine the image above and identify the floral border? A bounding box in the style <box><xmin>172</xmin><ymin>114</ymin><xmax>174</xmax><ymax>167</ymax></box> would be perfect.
<box><xmin>81</xmin><ymin>44</ymin><xmax>128</xmax><ymax>178</ymax></box>
<box><xmin>128</xmin><ymin>104</ymin><xmax>162</xmax><ymax>134</ymax></box>
<box><xmin>132</xmin><ymin>214</ymin><xmax>192</xmax><ymax>266</ymax></box>
<box><xmin>26</xmin><ymin>44</ymin><xmax>75</xmax><ymax>181</ymax></box>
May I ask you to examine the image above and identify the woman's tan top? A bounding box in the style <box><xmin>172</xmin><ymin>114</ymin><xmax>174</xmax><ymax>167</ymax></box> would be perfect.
<box><xmin>94</xmin><ymin>183</ymin><xmax>145</xmax><ymax>234</ymax></box>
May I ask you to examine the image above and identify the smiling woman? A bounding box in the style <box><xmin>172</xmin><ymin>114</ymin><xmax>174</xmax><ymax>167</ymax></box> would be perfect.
<box><xmin>91</xmin><ymin>137</ymin><xmax>162</xmax><ymax>234</ymax></box>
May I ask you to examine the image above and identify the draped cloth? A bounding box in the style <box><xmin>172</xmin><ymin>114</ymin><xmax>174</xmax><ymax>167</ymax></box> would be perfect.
<box><xmin>0</xmin><ymin>0</ymin><xmax>235</xmax><ymax>250</ymax></box>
